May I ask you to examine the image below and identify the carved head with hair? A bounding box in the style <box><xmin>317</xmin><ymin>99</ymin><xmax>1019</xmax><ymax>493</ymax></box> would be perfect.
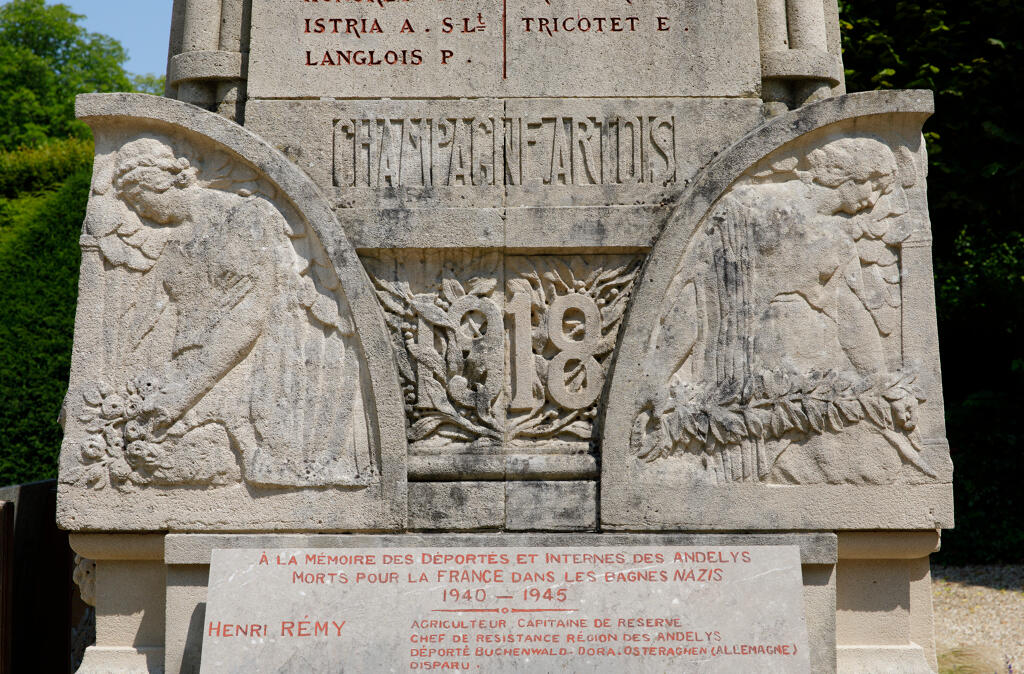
<box><xmin>805</xmin><ymin>137</ymin><xmax>900</xmax><ymax>215</ymax></box>
<box><xmin>112</xmin><ymin>138</ymin><xmax>200</xmax><ymax>225</ymax></box>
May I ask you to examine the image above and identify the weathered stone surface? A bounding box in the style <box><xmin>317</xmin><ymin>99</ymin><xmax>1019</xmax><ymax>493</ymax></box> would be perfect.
<box><xmin>166</xmin><ymin>563</ymin><xmax>209</xmax><ymax>674</ymax></box>
<box><xmin>601</xmin><ymin>90</ymin><xmax>954</xmax><ymax>530</ymax></box>
<box><xmin>408</xmin><ymin>482</ymin><xmax>506</xmax><ymax>530</ymax></box>
<box><xmin>407</xmin><ymin>481</ymin><xmax>599</xmax><ymax>530</ymax></box>
<box><xmin>63</xmin><ymin>0</ymin><xmax>953</xmax><ymax>667</ymax></box>
<box><xmin>408</xmin><ymin>454</ymin><xmax>598</xmax><ymax>481</ymax></box>
<box><xmin>245</xmin><ymin>98</ymin><xmax>763</xmax><ymax>209</ymax></box>
<box><xmin>505</xmin><ymin>481</ymin><xmax>597</xmax><ymax>531</ymax></box>
<box><xmin>57</xmin><ymin>94</ymin><xmax>407</xmax><ymax>531</ymax></box>
<box><xmin>243</xmin><ymin>97</ymin><xmax>764</xmax><ymax>249</ymax></box>
<box><xmin>836</xmin><ymin>558</ymin><xmax>933</xmax><ymax>672</ymax></box>
<box><xmin>200</xmin><ymin>544</ymin><xmax>810</xmax><ymax>672</ymax></box>
<box><xmin>802</xmin><ymin>563</ymin><xmax>837</xmax><ymax>674</ymax></box>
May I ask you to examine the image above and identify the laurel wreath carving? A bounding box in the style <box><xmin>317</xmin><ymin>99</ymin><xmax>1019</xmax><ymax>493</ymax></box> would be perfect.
<box><xmin>633</xmin><ymin>367</ymin><xmax>936</xmax><ymax>478</ymax></box>
<box><xmin>374</xmin><ymin>274</ymin><xmax>504</xmax><ymax>444</ymax></box>
<box><xmin>372</xmin><ymin>256</ymin><xmax>641</xmax><ymax>445</ymax></box>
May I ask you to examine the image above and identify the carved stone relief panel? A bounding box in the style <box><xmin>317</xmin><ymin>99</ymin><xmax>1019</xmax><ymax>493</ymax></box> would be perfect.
<box><xmin>65</xmin><ymin>135</ymin><xmax>374</xmax><ymax>494</ymax></box>
<box><xmin>600</xmin><ymin>92</ymin><xmax>953</xmax><ymax>530</ymax></box>
<box><xmin>59</xmin><ymin>94</ymin><xmax>407</xmax><ymax>531</ymax></box>
<box><xmin>362</xmin><ymin>251</ymin><xmax>641</xmax><ymax>470</ymax></box>
<box><xmin>633</xmin><ymin>134</ymin><xmax>930</xmax><ymax>486</ymax></box>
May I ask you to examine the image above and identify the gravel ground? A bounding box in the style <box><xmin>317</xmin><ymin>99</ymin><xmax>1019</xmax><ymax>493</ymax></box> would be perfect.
<box><xmin>932</xmin><ymin>565</ymin><xmax>1024</xmax><ymax>673</ymax></box>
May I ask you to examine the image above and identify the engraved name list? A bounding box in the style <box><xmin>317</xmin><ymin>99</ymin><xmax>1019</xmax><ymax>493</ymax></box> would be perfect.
<box><xmin>249</xmin><ymin>0</ymin><xmax>755</xmax><ymax>98</ymax></box>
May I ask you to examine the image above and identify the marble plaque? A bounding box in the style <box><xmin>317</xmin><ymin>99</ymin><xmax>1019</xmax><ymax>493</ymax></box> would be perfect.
<box><xmin>201</xmin><ymin>545</ymin><xmax>810</xmax><ymax>672</ymax></box>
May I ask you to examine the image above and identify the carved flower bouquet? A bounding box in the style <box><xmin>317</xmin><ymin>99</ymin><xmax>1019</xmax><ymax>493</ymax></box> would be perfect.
<box><xmin>70</xmin><ymin>375</ymin><xmax>171</xmax><ymax>491</ymax></box>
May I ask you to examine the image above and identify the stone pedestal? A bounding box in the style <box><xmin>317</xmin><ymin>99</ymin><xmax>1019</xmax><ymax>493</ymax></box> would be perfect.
<box><xmin>836</xmin><ymin>531</ymin><xmax>940</xmax><ymax>672</ymax></box>
<box><xmin>69</xmin><ymin>535</ymin><xmax>166</xmax><ymax>673</ymax></box>
<box><xmin>67</xmin><ymin>530</ymin><xmax>945</xmax><ymax>672</ymax></box>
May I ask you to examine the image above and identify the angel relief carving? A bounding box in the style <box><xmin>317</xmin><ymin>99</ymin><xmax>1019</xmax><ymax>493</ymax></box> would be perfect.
<box><xmin>65</xmin><ymin>137</ymin><xmax>375</xmax><ymax>491</ymax></box>
<box><xmin>633</xmin><ymin>135</ymin><xmax>936</xmax><ymax>485</ymax></box>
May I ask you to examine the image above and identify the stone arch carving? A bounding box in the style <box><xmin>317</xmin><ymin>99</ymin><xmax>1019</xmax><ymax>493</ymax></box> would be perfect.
<box><xmin>600</xmin><ymin>91</ymin><xmax>953</xmax><ymax>530</ymax></box>
<box><xmin>58</xmin><ymin>94</ymin><xmax>406</xmax><ymax>531</ymax></box>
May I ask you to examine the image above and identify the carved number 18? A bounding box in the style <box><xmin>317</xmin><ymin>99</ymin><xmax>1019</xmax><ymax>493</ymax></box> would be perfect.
<box><xmin>507</xmin><ymin>292</ymin><xmax>605</xmax><ymax>411</ymax></box>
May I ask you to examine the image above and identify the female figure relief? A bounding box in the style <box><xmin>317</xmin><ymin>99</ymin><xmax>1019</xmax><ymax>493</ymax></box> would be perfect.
<box><xmin>68</xmin><ymin>138</ymin><xmax>374</xmax><ymax>491</ymax></box>
<box><xmin>634</xmin><ymin>136</ymin><xmax>933</xmax><ymax>485</ymax></box>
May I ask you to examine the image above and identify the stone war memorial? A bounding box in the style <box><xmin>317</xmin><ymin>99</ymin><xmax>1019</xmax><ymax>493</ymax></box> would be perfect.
<box><xmin>59</xmin><ymin>0</ymin><xmax>953</xmax><ymax>671</ymax></box>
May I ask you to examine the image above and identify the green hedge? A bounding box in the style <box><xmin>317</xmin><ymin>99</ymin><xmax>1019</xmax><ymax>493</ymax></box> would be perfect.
<box><xmin>0</xmin><ymin>165</ymin><xmax>89</xmax><ymax>484</ymax></box>
<box><xmin>940</xmin><ymin>384</ymin><xmax>1024</xmax><ymax>564</ymax></box>
<box><xmin>0</xmin><ymin>137</ymin><xmax>92</xmax><ymax>198</ymax></box>
<box><xmin>839</xmin><ymin>0</ymin><xmax>1024</xmax><ymax>564</ymax></box>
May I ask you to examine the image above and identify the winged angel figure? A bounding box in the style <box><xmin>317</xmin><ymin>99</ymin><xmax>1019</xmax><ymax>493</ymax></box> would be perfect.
<box><xmin>65</xmin><ymin>138</ymin><xmax>374</xmax><ymax>491</ymax></box>
<box><xmin>633</xmin><ymin>135</ymin><xmax>936</xmax><ymax>485</ymax></box>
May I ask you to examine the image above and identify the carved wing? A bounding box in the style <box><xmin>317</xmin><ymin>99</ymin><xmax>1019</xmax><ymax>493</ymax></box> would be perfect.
<box><xmin>849</xmin><ymin>209</ymin><xmax>909</xmax><ymax>339</ymax></box>
<box><xmin>247</xmin><ymin>199</ymin><xmax>375</xmax><ymax>485</ymax></box>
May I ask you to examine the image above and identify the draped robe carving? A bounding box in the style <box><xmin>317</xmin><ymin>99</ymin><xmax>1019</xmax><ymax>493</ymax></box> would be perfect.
<box><xmin>64</xmin><ymin>136</ymin><xmax>374</xmax><ymax>491</ymax></box>
<box><xmin>632</xmin><ymin>135</ymin><xmax>935</xmax><ymax>485</ymax></box>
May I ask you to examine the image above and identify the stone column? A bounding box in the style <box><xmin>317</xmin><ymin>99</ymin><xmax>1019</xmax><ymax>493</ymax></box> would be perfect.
<box><xmin>835</xmin><ymin>531</ymin><xmax>940</xmax><ymax>673</ymax></box>
<box><xmin>757</xmin><ymin>0</ymin><xmax>792</xmax><ymax>115</ymax></box>
<box><xmin>175</xmin><ymin>0</ymin><xmax>222</xmax><ymax>107</ymax></box>
<box><xmin>787</xmin><ymin>0</ymin><xmax>832</xmax><ymax>104</ymax></box>
<box><xmin>214</xmin><ymin>0</ymin><xmax>249</xmax><ymax>122</ymax></box>
<box><xmin>69</xmin><ymin>534</ymin><xmax>166</xmax><ymax>674</ymax></box>
<box><xmin>165</xmin><ymin>0</ymin><xmax>186</xmax><ymax>99</ymax></box>
<box><xmin>168</xmin><ymin>0</ymin><xmax>248</xmax><ymax>120</ymax></box>
<box><xmin>758</xmin><ymin>0</ymin><xmax>844</xmax><ymax>113</ymax></box>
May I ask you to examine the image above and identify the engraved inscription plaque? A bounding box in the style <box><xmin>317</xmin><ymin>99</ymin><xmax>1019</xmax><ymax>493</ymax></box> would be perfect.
<box><xmin>201</xmin><ymin>545</ymin><xmax>810</xmax><ymax>672</ymax></box>
<box><xmin>248</xmin><ymin>0</ymin><xmax>759</xmax><ymax>98</ymax></box>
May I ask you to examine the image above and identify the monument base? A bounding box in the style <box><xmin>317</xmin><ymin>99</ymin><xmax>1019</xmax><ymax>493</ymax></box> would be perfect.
<box><xmin>78</xmin><ymin>647</ymin><xmax>165</xmax><ymax>674</ymax></box>
<box><xmin>69</xmin><ymin>530</ymin><xmax>940</xmax><ymax>673</ymax></box>
<box><xmin>837</xmin><ymin>645</ymin><xmax>932</xmax><ymax>673</ymax></box>
<box><xmin>69</xmin><ymin>535</ymin><xmax>166</xmax><ymax>673</ymax></box>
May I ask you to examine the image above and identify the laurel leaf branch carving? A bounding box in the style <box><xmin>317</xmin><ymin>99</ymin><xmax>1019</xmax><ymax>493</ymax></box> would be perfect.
<box><xmin>633</xmin><ymin>367</ymin><xmax>934</xmax><ymax>477</ymax></box>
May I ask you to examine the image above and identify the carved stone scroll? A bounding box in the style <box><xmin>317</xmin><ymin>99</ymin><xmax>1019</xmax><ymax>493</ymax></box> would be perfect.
<box><xmin>601</xmin><ymin>91</ymin><xmax>953</xmax><ymax>530</ymax></box>
<box><xmin>58</xmin><ymin>94</ymin><xmax>407</xmax><ymax>531</ymax></box>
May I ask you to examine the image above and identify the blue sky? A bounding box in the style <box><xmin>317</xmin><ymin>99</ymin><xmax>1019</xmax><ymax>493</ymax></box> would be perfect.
<box><xmin>62</xmin><ymin>0</ymin><xmax>173</xmax><ymax>75</ymax></box>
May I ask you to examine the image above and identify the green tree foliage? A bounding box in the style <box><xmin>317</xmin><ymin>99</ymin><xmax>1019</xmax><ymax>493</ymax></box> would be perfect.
<box><xmin>130</xmin><ymin>72</ymin><xmax>165</xmax><ymax>95</ymax></box>
<box><xmin>840</xmin><ymin>0</ymin><xmax>1024</xmax><ymax>562</ymax></box>
<box><xmin>0</xmin><ymin>0</ymin><xmax>132</xmax><ymax>149</ymax></box>
<box><xmin>0</xmin><ymin>1</ymin><xmax>146</xmax><ymax>485</ymax></box>
<box><xmin>0</xmin><ymin>136</ymin><xmax>91</xmax><ymax>197</ymax></box>
<box><xmin>0</xmin><ymin>167</ymin><xmax>90</xmax><ymax>483</ymax></box>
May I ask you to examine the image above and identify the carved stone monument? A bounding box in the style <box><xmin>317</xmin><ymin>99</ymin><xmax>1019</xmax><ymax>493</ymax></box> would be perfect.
<box><xmin>61</xmin><ymin>0</ymin><xmax>951</xmax><ymax>671</ymax></box>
